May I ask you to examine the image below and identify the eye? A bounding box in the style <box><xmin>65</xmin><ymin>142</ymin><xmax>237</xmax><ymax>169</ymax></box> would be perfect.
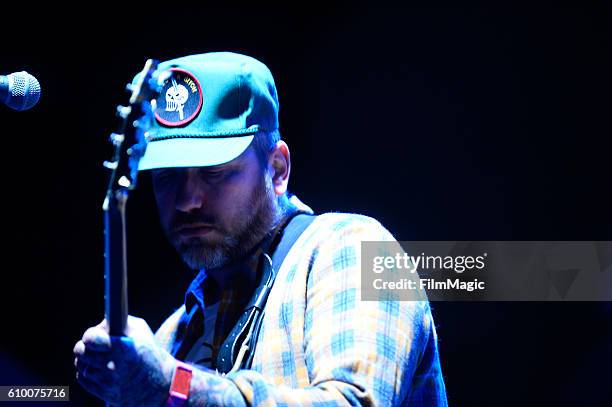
<box><xmin>201</xmin><ymin>167</ymin><xmax>239</xmax><ymax>184</ymax></box>
<box><xmin>204</xmin><ymin>170</ymin><xmax>225</xmax><ymax>181</ymax></box>
<box><xmin>152</xmin><ymin>169</ymin><xmax>180</xmax><ymax>185</ymax></box>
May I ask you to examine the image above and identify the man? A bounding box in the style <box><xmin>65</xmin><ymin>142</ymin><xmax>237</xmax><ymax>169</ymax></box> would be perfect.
<box><xmin>73</xmin><ymin>52</ymin><xmax>448</xmax><ymax>406</ymax></box>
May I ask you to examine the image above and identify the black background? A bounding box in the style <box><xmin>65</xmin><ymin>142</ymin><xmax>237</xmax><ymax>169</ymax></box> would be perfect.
<box><xmin>1</xmin><ymin>3</ymin><xmax>611</xmax><ymax>406</ymax></box>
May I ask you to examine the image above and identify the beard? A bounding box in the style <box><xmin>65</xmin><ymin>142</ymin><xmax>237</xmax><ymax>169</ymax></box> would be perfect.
<box><xmin>168</xmin><ymin>172</ymin><xmax>281</xmax><ymax>271</ymax></box>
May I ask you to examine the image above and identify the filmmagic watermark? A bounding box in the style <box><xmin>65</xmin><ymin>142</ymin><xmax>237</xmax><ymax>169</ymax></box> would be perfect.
<box><xmin>371</xmin><ymin>251</ymin><xmax>487</xmax><ymax>293</ymax></box>
<box><xmin>361</xmin><ymin>241</ymin><xmax>612</xmax><ymax>301</ymax></box>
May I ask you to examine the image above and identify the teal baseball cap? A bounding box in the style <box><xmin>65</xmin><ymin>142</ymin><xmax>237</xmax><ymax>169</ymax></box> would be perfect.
<box><xmin>136</xmin><ymin>52</ymin><xmax>279</xmax><ymax>170</ymax></box>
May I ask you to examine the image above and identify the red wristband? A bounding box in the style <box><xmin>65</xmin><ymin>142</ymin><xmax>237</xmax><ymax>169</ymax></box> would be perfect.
<box><xmin>166</xmin><ymin>361</ymin><xmax>193</xmax><ymax>407</ymax></box>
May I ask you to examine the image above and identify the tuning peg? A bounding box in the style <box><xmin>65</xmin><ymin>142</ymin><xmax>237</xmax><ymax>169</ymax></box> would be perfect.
<box><xmin>116</xmin><ymin>105</ymin><xmax>131</xmax><ymax>119</ymax></box>
<box><xmin>109</xmin><ymin>133</ymin><xmax>125</xmax><ymax>146</ymax></box>
<box><xmin>150</xmin><ymin>70</ymin><xmax>171</xmax><ymax>91</ymax></box>
<box><xmin>118</xmin><ymin>176</ymin><xmax>131</xmax><ymax>188</ymax></box>
<box><xmin>103</xmin><ymin>161</ymin><xmax>118</xmax><ymax>170</ymax></box>
<box><xmin>125</xmin><ymin>83</ymin><xmax>135</xmax><ymax>93</ymax></box>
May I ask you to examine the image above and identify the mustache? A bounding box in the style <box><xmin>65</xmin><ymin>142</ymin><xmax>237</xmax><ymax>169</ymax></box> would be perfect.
<box><xmin>170</xmin><ymin>212</ymin><xmax>219</xmax><ymax>233</ymax></box>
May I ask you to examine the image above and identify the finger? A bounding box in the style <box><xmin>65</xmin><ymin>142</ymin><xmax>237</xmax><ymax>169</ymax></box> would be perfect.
<box><xmin>74</xmin><ymin>349</ymin><xmax>112</xmax><ymax>370</ymax></box>
<box><xmin>95</xmin><ymin>319</ymin><xmax>108</xmax><ymax>331</ymax></box>
<box><xmin>74</xmin><ymin>339</ymin><xmax>104</xmax><ymax>355</ymax></box>
<box><xmin>125</xmin><ymin>315</ymin><xmax>151</xmax><ymax>337</ymax></box>
<box><xmin>127</xmin><ymin>315</ymin><xmax>142</xmax><ymax>323</ymax></box>
<box><xmin>107</xmin><ymin>336</ymin><xmax>138</xmax><ymax>364</ymax></box>
<box><xmin>109</xmin><ymin>335</ymin><xmax>135</xmax><ymax>352</ymax></box>
<box><xmin>76</xmin><ymin>369</ymin><xmax>118</xmax><ymax>405</ymax></box>
<box><xmin>74</xmin><ymin>338</ymin><xmax>115</xmax><ymax>372</ymax></box>
<box><xmin>82</xmin><ymin>326</ymin><xmax>111</xmax><ymax>351</ymax></box>
<box><xmin>75</xmin><ymin>361</ymin><xmax>114</xmax><ymax>387</ymax></box>
<box><xmin>73</xmin><ymin>340</ymin><xmax>85</xmax><ymax>356</ymax></box>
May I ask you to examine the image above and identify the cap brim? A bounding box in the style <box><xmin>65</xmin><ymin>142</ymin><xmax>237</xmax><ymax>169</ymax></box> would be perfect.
<box><xmin>138</xmin><ymin>135</ymin><xmax>255</xmax><ymax>171</ymax></box>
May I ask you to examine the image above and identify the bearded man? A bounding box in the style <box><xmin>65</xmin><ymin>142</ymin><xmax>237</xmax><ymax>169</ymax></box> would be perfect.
<box><xmin>73</xmin><ymin>52</ymin><xmax>448</xmax><ymax>406</ymax></box>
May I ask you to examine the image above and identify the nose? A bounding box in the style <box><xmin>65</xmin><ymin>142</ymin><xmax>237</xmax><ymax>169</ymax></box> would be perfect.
<box><xmin>175</xmin><ymin>168</ymin><xmax>207</xmax><ymax>213</ymax></box>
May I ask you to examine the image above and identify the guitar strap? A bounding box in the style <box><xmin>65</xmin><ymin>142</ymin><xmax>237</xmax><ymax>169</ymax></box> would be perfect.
<box><xmin>215</xmin><ymin>212</ymin><xmax>316</xmax><ymax>374</ymax></box>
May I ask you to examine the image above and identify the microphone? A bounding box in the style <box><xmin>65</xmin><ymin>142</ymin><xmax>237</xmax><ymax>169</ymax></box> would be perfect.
<box><xmin>0</xmin><ymin>71</ymin><xmax>41</xmax><ymax>111</ymax></box>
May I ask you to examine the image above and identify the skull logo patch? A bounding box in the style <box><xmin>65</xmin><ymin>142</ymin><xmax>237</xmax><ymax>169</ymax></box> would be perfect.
<box><xmin>155</xmin><ymin>68</ymin><xmax>203</xmax><ymax>127</ymax></box>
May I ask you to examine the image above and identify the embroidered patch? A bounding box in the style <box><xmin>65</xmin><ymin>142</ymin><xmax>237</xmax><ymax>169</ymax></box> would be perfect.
<box><xmin>155</xmin><ymin>68</ymin><xmax>203</xmax><ymax>127</ymax></box>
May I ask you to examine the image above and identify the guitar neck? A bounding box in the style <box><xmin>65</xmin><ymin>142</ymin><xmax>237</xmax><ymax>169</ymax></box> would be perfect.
<box><xmin>102</xmin><ymin>58</ymin><xmax>161</xmax><ymax>338</ymax></box>
<box><xmin>104</xmin><ymin>189</ymin><xmax>129</xmax><ymax>336</ymax></box>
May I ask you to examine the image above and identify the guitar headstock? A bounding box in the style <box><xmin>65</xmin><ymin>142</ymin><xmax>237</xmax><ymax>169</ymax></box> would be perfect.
<box><xmin>103</xmin><ymin>59</ymin><xmax>167</xmax><ymax>207</ymax></box>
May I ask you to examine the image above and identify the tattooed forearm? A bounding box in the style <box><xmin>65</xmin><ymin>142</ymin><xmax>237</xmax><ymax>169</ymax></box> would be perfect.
<box><xmin>187</xmin><ymin>368</ymin><xmax>247</xmax><ymax>407</ymax></box>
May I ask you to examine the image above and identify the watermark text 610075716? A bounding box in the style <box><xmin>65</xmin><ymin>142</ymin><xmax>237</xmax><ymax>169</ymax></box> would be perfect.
<box><xmin>0</xmin><ymin>386</ymin><xmax>69</xmax><ymax>402</ymax></box>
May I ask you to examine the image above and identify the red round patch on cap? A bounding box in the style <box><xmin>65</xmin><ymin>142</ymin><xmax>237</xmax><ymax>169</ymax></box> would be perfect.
<box><xmin>155</xmin><ymin>68</ymin><xmax>203</xmax><ymax>127</ymax></box>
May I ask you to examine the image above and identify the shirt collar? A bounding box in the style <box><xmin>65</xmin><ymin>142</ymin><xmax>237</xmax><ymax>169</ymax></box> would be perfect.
<box><xmin>185</xmin><ymin>268</ymin><xmax>208</xmax><ymax>314</ymax></box>
<box><xmin>184</xmin><ymin>259</ymin><xmax>260</xmax><ymax>314</ymax></box>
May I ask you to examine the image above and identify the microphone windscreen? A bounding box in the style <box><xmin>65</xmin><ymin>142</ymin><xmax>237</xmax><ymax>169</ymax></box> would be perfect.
<box><xmin>6</xmin><ymin>71</ymin><xmax>41</xmax><ymax>111</ymax></box>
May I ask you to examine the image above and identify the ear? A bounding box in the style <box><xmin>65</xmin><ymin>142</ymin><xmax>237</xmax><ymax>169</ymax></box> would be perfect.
<box><xmin>268</xmin><ymin>140</ymin><xmax>290</xmax><ymax>196</ymax></box>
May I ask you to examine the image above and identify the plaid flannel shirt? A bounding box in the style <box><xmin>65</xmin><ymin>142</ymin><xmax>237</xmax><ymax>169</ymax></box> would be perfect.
<box><xmin>156</xmin><ymin>203</ymin><xmax>448</xmax><ymax>406</ymax></box>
